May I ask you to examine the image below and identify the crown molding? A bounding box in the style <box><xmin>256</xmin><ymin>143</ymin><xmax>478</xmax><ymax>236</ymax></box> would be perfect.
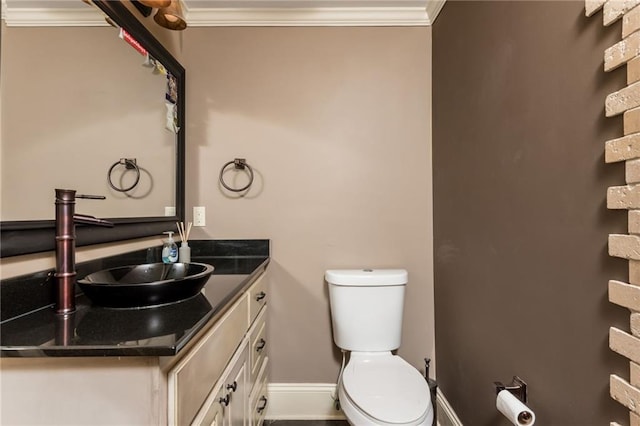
<box><xmin>2</xmin><ymin>0</ymin><xmax>445</xmax><ymax>27</ymax></box>
<box><xmin>425</xmin><ymin>0</ymin><xmax>445</xmax><ymax>24</ymax></box>
<box><xmin>3</xmin><ymin>8</ymin><xmax>106</xmax><ymax>26</ymax></box>
<box><xmin>186</xmin><ymin>6</ymin><xmax>434</xmax><ymax>26</ymax></box>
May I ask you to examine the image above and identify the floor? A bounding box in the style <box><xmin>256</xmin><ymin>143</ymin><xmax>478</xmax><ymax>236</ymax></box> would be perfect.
<box><xmin>265</xmin><ymin>422</ymin><xmax>349</xmax><ymax>426</ymax></box>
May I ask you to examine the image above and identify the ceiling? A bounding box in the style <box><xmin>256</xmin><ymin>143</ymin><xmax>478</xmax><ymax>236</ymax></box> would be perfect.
<box><xmin>2</xmin><ymin>0</ymin><xmax>445</xmax><ymax>26</ymax></box>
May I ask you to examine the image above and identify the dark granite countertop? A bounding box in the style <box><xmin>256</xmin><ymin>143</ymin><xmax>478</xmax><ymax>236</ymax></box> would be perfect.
<box><xmin>0</xmin><ymin>240</ymin><xmax>269</xmax><ymax>358</ymax></box>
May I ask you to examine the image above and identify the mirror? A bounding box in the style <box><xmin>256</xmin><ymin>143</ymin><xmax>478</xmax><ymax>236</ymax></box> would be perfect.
<box><xmin>0</xmin><ymin>1</ymin><xmax>185</xmax><ymax>257</ymax></box>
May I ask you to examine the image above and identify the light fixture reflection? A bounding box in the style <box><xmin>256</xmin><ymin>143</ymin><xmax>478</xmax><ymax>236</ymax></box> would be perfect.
<box><xmin>154</xmin><ymin>0</ymin><xmax>187</xmax><ymax>31</ymax></box>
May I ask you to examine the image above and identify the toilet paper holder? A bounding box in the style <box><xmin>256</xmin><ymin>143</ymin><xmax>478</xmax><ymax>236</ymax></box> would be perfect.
<box><xmin>495</xmin><ymin>376</ymin><xmax>528</xmax><ymax>403</ymax></box>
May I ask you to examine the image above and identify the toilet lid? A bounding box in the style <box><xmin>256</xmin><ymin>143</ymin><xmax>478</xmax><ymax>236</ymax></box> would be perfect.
<box><xmin>342</xmin><ymin>355</ymin><xmax>430</xmax><ymax>424</ymax></box>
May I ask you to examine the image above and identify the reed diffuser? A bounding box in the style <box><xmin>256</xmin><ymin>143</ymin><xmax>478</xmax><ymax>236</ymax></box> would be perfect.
<box><xmin>176</xmin><ymin>221</ymin><xmax>192</xmax><ymax>263</ymax></box>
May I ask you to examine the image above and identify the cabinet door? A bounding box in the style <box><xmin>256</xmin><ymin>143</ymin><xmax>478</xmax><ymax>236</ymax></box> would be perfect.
<box><xmin>195</xmin><ymin>385</ymin><xmax>226</xmax><ymax>426</ymax></box>
<box><xmin>193</xmin><ymin>343</ymin><xmax>248</xmax><ymax>426</ymax></box>
<box><xmin>249</xmin><ymin>357</ymin><xmax>269</xmax><ymax>426</ymax></box>
<box><xmin>249</xmin><ymin>310</ymin><xmax>267</xmax><ymax>387</ymax></box>
<box><xmin>226</xmin><ymin>351</ymin><xmax>247</xmax><ymax>426</ymax></box>
<box><xmin>248</xmin><ymin>274</ymin><xmax>267</xmax><ymax>324</ymax></box>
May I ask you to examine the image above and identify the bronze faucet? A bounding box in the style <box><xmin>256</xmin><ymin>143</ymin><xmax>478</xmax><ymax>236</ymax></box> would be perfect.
<box><xmin>54</xmin><ymin>189</ymin><xmax>113</xmax><ymax>314</ymax></box>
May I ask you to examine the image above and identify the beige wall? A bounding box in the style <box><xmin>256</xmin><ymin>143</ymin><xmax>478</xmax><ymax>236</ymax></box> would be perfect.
<box><xmin>183</xmin><ymin>27</ymin><xmax>433</xmax><ymax>382</ymax></box>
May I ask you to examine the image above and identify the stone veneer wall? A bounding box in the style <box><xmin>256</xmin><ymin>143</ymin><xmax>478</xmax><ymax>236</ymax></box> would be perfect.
<box><xmin>592</xmin><ymin>0</ymin><xmax>640</xmax><ymax>424</ymax></box>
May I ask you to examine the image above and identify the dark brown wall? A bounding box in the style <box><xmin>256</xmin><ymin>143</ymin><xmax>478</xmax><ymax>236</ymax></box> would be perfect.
<box><xmin>433</xmin><ymin>1</ymin><xmax>629</xmax><ymax>424</ymax></box>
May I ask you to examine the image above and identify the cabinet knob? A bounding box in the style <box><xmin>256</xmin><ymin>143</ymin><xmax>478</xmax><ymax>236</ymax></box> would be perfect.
<box><xmin>226</xmin><ymin>381</ymin><xmax>237</xmax><ymax>392</ymax></box>
<box><xmin>219</xmin><ymin>394</ymin><xmax>230</xmax><ymax>407</ymax></box>
<box><xmin>255</xmin><ymin>291</ymin><xmax>266</xmax><ymax>302</ymax></box>
<box><xmin>256</xmin><ymin>338</ymin><xmax>266</xmax><ymax>352</ymax></box>
<box><xmin>257</xmin><ymin>396</ymin><xmax>268</xmax><ymax>413</ymax></box>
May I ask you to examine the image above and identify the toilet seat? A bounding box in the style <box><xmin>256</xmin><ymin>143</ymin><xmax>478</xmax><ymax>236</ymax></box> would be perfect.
<box><xmin>342</xmin><ymin>353</ymin><xmax>431</xmax><ymax>424</ymax></box>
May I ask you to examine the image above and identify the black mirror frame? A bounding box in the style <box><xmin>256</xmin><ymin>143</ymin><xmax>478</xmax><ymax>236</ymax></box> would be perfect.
<box><xmin>0</xmin><ymin>1</ymin><xmax>185</xmax><ymax>258</ymax></box>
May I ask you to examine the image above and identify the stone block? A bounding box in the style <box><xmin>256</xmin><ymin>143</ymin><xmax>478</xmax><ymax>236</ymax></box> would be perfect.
<box><xmin>606</xmin><ymin>133</ymin><xmax>640</xmax><ymax>161</ymax></box>
<box><xmin>626</xmin><ymin>5</ymin><xmax>640</xmax><ymax>38</ymax></box>
<box><xmin>605</xmin><ymin>32</ymin><xmax>640</xmax><ymax>71</ymax></box>
<box><xmin>630</xmin><ymin>210</ymin><xmax>640</xmax><ymax>233</ymax></box>
<box><xmin>608</xmin><ymin>185</ymin><xmax>640</xmax><ymax>208</ymax></box>
<box><xmin>610</xmin><ymin>280</ymin><xmax>640</xmax><ymax>310</ymax></box>
<box><xmin>611</xmin><ymin>374</ymin><xmax>640</xmax><ymax>413</ymax></box>
<box><xmin>629</xmin><ymin>159</ymin><xmax>640</xmax><ymax>183</ymax></box>
<box><xmin>607</xmin><ymin>82</ymin><xmax>640</xmax><ymax>117</ymax></box>
<box><xmin>633</xmin><ymin>313</ymin><xmax>640</xmax><ymax>335</ymax></box>
<box><xmin>606</xmin><ymin>0</ymin><xmax>640</xmax><ymax>26</ymax></box>
<box><xmin>631</xmin><ymin>260</ymin><xmax>640</xmax><ymax>284</ymax></box>
<box><xmin>632</xmin><ymin>362</ymin><xmax>640</xmax><ymax>386</ymax></box>
<box><xmin>611</xmin><ymin>327</ymin><xmax>640</xmax><ymax>364</ymax></box>
<box><xmin>610</xmin><ymin>234</ymin><xmax>640</xmax><ymax>259</ymax></box>
<box><xmin>625</xmin><ymin>108</ymin><xmax>640</xmax><ymax>134</ymax></box>
<box><xmin>632</xmin><ymin>411</ymin><xmax>640</xmax><ymax>426</ymax></box>
<box><xmin>631</xmin><ymin>57</ymin><xmax>640</xmax><ymax>86</ymax></box>
<box><xmin>586</xmin><ymin>0</ymin><xmax>605</xmax><ymax>16</ymax></box>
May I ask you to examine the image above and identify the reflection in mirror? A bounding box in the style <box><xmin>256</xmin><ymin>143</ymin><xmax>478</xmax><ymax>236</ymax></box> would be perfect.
<box><xmin>2</xmin><ymin>24</ymin><xmax>176</xmax><ymax>220</ymax></box>
<box><xmin>0</xmin><ymin>0</ymin><xmax>185</xmax><ymax>257</ymax></box>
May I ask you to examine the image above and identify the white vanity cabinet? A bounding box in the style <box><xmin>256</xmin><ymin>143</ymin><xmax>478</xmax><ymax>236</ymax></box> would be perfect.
<box><xmin>170</xmin><ymin>272</ymin><xmax>269</xmax><ymax>426</ymax></box>
<box><xmin>0</xmin><ymin>271</ymin><xmax>269</xmax><ymax>426</ymax></box>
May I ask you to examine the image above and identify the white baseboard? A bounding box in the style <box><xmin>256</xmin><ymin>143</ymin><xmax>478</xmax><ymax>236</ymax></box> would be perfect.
<box><xmin>436</xmin><ymin>388</ymin><xmax>463</xmax><ymax>426</ymax></box>
<box><xmin>265</xmin><ymin>382</ymin><xmax>463</xmax><ymax>425</ymax></box>
<box><xmin>265</xmin><ymin>383</ymin><xmax>345</xmax><ymax>420</ymax></box>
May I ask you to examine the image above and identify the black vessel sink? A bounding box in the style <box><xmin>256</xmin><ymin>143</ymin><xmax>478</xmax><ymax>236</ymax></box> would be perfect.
<box><xmin>77</xmin><ymin>262</ymin><xmax>215</xmax><ymax>308</ymax></box>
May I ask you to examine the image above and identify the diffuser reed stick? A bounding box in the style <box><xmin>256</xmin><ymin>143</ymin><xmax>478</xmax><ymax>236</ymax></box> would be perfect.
<box><xmin>176</xmin><ymin>221</ymin><xmax>192</xmax><ymax>242</ymax></box>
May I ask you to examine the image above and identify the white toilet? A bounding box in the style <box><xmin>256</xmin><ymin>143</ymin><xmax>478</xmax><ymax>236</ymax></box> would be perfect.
<box><xmin>326</xmin><ymin>269</ymin><xmax>434</xmax><ymax>426</ymax></box>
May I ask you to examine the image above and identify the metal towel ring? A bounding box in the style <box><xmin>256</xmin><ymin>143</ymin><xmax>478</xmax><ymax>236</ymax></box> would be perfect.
<box><xmin>107</xmin><ymin>158</ymin><xmax>140</xmax><ymax>192</ymax></box>
<box><xmin>219</xmin><ymin>158</ymin><xmax>254</xmax><ymax>192</ymax></box>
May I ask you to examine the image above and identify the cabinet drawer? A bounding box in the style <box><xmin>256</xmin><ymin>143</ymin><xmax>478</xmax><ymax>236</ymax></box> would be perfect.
<box><xmin>169</xmin><ymin>295</ymin><xmax>249</xmax><ymax>426</ymax></box>
<box><xmin>249</xmin><ymin>357</ymin><xmax>269</xmax><ymax>426</ymax></box>
<box><xmin>248</xmin><ymin>274</ymin><xmax>267</xmax><ymax>325</ymax></box>
<box><xmin>249</xmin><ymin>308</ymin><xmax>267</xmax><ymax>388</ymax></box>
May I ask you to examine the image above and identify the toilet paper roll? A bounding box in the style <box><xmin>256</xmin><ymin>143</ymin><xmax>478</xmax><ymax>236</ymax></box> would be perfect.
<box><xmin>496</xmin><ymin>389</ymin><xmax>536</xmax><ymax>426</ymax></box>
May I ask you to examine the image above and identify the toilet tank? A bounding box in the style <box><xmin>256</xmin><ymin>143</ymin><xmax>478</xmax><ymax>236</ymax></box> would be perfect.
<box><xmin>326</xmin><ymin>269</ymin><xmax>407</xmax><ymax>352</ymax></box>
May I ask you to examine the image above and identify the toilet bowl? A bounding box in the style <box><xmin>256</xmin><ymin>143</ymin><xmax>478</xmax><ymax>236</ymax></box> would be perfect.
<box><xmin>338</xmin><ymin>352</ymin><xmax>433</xmax><ymax>426</ymax></box>
<box><xmin>325</xmin><ymin>269</ymin><xmax>433</xmax><ymax>426</ymax></box>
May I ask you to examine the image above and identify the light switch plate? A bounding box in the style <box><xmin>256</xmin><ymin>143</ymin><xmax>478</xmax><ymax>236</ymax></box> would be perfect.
<box><xmin>193</xmin><ymin>206</ymin><xmax>206</xmax><ymax>226</ymax></box>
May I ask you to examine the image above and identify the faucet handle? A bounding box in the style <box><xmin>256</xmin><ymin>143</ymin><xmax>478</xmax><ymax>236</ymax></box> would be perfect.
<box><xmin>76</xmin><ymin>194</ymin><xmax>106</xmax><ymax>200</ymax></box>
